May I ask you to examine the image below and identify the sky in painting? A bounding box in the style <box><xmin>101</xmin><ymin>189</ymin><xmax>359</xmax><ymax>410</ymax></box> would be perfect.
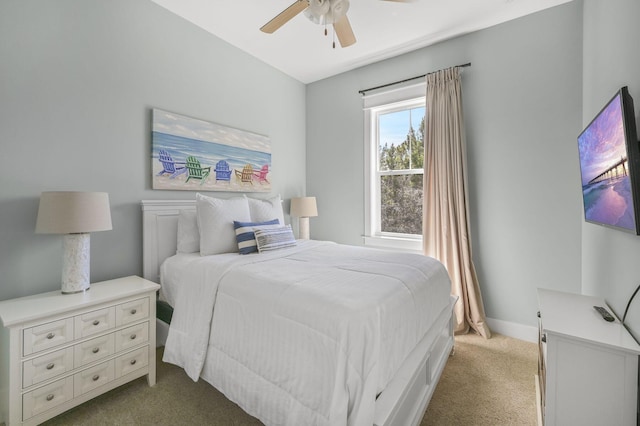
<box><xmin>578</xmin><ymin>94</ymin><xmax>626</xmax><ymax>186</ymax></box>
<box><xmin>152</xmin><ymin>109</ymin><xmax>270</xmax><ymax>154</ymax></box>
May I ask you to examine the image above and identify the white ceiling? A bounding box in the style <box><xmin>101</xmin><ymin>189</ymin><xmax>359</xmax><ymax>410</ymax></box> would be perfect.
<box><xmin>151</xmin><ymin>0</ymin><xmax>574</xmax><ymax>84</ymax></box>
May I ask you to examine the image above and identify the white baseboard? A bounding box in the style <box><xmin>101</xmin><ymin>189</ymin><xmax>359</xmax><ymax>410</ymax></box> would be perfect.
<box><xmin>486</xmin><ymin>317</ymin><xmax>537</xmax><ymax>343</ymax></box>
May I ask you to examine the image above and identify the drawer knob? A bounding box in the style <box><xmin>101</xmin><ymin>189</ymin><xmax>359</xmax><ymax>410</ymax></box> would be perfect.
<box><xmin>130</xmin><ymin>309</ymin><xmax>137</xmax><ymax>315</ymax></box>
<box><xmin>92</xmin><ymin>347</ymin><xmax>100</xmax><ymax>354</ymax></box>
<box><xmin>46</xmin><ymin>363</ymin><xmax>55</xmax><ymax>370</ymax></box>
<box><xmin>541</xmin><ymin>334</ymin><xmax>547</xmax><ymax>343</ymax></box>
<box><xmin>46</xmin><ymin>332</ymin><xmax>55</xmax><ymax>340</ymax></box>
<box><xmin>130</xmin><ymin>359</ymin><xmax>137</xmax><ymax>366</ymax></box>
<box><xmin>92</xmin><ymin>320</ymin><xmax>100</xmax><ymax>326</ymax></box>
<box><xmin>46</xmin><ymin>394</ymin><xmax>55</xmax><ymax>402</ymax></box>
<box><xmin>92</xmin><ymin>374</ymin><xmax>100</xmax><ymax>382</ymax></box>
<box><xmin>130</xmin><ymin>334</ymin><xmax>137</xmax><ymax>340</ymax></box>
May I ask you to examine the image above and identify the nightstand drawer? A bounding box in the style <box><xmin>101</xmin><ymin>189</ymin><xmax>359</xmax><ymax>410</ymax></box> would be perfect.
<box><xmin>115</xmin><ymin>322</ymin><xmax>149</xmax><ymax>352</ymax></box>
<box><xmin>74</xmin><ymin>360</ymin><xmax>115</xmax><ymax>397</ymax></box>
<box><xmin>23</xmin><ymin>318</ymin><xmax>74</xmax><ymax>356</ymax></box>
<box><xmin>23</xmin><ymin>347</ymin><xmax>74</xmax><ymax>388</ymax></box>
<box><xmin>22</xmin><ymin>376</ymin><xmax>74</xmax><ymax>420</ymax></box>
<box><xmin>115</xmin><ymin>346</ymin><xmax>149</xmax><ymax>378</ymax></box>
<box><xmin>74</xmin><ymin>307</ymin><xmax>115</xmax><ymax>339</ymax></box>
<box><xmin>74</xmin><ymin>333</ymin><xmax>115</xmax><ymax>368</ymax></box>
<box><xmin>116</xmin><ymin>297</ymin><xmax>149</xmax><ymax>326</ymax></box>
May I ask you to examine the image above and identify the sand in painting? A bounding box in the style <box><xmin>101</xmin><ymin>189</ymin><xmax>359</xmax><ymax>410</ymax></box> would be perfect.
<box><xmin>152</xmin><ymin>161</ymin><xmax>270</xmax><ymax>193</ymax></box>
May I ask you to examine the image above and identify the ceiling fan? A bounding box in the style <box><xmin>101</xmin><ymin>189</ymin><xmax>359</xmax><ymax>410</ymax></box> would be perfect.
<box><xmin>260</xmin><ymin>0</ymin><xmax>410</xmax><ymax>48</ymax></box>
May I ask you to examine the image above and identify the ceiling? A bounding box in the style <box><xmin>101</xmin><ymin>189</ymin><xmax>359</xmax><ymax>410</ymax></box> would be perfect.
<box><xmin>151</xmin><ymin>0</ymin><xmax>574</xmax><ymax>84</ymax></box>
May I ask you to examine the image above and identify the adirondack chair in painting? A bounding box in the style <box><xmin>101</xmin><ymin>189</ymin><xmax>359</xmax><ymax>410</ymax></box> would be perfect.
<box><xmin>156</xmin><ymin>149</ymin><xmax>186</xmax><ymax>178</ymax></box>
<box><xmin>253</xmin><ymin>164</ymin><xmax>270</xmax><ymax>184</ymax></box>
<box><xmin>234</xmin><ymin>164</ymin><xmax>254</xmax><ymax>185</ymax></box>
<box><xmin>214</xmin><ymin>160</ymin><xmax>232</xmax><ymax>183</ymax></box>
<box><xmin>185</xmin><ymin>156</ymin><xmax>211</xmax><ymax>185</ymax></box>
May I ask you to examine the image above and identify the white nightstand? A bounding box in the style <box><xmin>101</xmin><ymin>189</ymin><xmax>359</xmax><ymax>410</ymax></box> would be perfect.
<box><xmin>0</xmin><ymin>276</ymin><xmax>160</xmax><ymax>426</ymax></box>
<box><xmin>536</xmin><ymin>288</ymin><xmax>640</xmax><ymax>426</ymax></box>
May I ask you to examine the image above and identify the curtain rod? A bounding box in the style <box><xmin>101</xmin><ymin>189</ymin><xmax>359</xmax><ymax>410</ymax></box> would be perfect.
<box><xmin>358</xmin><ymin>62</ymin><xmax>471</xmax><ymax>95</ymax></box>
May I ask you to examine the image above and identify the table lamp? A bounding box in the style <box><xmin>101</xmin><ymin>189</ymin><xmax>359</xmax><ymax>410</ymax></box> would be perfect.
<box><xmin>290</xmin><ymin>197</ymin><xmax>317</xmax><ymax>240</ymax></box>
<box><xmin>35</xmin><ymin>191</ymin><xmax>112</xmax><ymax>294</ymax></box>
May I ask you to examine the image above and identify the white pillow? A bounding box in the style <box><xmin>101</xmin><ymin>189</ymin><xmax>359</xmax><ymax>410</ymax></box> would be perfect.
<box><xmin>176</xmin><ymin>209</ymin><xmax>199</xmax><ymax>253</ymax></box>
<box><xmin>196</xmin><ymin>193</ymin><xmax>251</xmax><ymax>255</ymax></box>
<box><xmin>246</xmin><ymin>194</ymin><xmax>285</xmax><ymax>225</ymax></box>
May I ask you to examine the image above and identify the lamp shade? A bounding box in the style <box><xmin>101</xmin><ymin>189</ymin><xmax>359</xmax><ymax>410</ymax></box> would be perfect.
<box><xmin>36</xmin><ymin>191</ymin><xmax>112</xmax><ymax>234</ymax></box>
<box><xmin>290</xmin><ymin>197</ymin><xmax>318</xmax><ymax>218</ymax></box>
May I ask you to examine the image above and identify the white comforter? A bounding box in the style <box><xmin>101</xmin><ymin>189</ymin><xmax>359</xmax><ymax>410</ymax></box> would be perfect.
<box><xmin>162</xmin><ymin>240</ymin><xmax>450</xmax><ymax>426</ymax></box>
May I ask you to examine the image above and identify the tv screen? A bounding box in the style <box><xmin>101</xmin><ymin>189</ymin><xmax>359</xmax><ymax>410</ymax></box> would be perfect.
<box><xmin>577</xmin><ymin>87</ymin><xmax>640</xmax><ymax>234</ymax></box>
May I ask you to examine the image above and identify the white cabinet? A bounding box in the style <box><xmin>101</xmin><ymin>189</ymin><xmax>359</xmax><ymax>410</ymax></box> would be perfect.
<box><xmin>537</xmin><ymin>288</ymin><xmax>640</xmax><ymax>426</ymax></box>
<box><xmin>0</xmin><ymin>276</ymin><xmax>160</xmax><ymax>426</ymax></box>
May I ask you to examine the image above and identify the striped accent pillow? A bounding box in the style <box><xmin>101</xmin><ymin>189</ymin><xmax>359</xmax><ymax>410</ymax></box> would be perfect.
<box><xmin>234</xmin><ymin>219</ymin><xmax>280</xmax><ymax>255</ymax></box>
<box><xmin>254</xmin><ymin>225</ymin><xmax>297</xmax><ymax>253</ymax></box>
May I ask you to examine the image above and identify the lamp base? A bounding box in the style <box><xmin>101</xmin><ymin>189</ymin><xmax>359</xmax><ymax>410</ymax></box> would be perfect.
<box><xmin>62</xmin><ymin>233</ymin><xmax>91</xmax><ymax>294</ymax></box>
<box><xmin>298</xmin><ymin>217</ymin><xmax>310</xmax><ymax>240</ymax></box>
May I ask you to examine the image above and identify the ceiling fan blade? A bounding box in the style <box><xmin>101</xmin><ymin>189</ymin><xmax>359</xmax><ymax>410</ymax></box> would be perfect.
<box><xmin>333</xmin><ymin>15</ymin><xmax>356</xmax><ymax>47</ymax></box>
<box><xmin>260</xmin><ymin>0</ymin><xmax>309</xmax><ymax>34</ymax></box>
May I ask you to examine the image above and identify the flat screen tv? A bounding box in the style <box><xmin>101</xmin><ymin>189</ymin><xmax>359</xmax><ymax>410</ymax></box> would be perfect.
<box><xmin>577</xmin><ymin>86</ymin><xmax>640</xmax><ymax>234</ymax></box>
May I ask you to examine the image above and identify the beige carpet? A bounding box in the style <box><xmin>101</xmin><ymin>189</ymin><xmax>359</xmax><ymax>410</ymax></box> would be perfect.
<box><xmin>39</xmin><ymin>333</ymin><xmax>537</xmax><ymax>426</ymax></box>
<box><xmin>422</xmin><ymin>333</ymin><xmax>538</xmax><ymax>426</ymax></box>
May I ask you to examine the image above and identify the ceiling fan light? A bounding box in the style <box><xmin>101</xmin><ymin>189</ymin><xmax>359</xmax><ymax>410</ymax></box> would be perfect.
<box><xmin>308</xmin><ymin>0</ymin><xmax>330</xmax><ymax>16</ymax></box>
<box><xmin>304</xmin><ymin>9</ymin><xmax>326</xmax><ymax>25</ymax></box>
<box><xmin>330</xmin><ymin>0</ymin><xmax>350</xmax><ymax>18</ymax></box>
<box><xmin>305</xmin><ymin>0</ymin><xmax>349</xmax><ymax>25</ymax></box>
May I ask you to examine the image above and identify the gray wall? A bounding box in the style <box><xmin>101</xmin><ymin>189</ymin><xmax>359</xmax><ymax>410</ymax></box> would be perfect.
<box><xmin>581</xmin><ymin>0</ymin><xmax>640</xmax><ymax>338</ymax></box>
<box><xmin>306</xmin><ymin>2</ymin><xmax>584</xmax><ymax>328</ymax></box>
<box><xmin>0</xmin><ymin>0</ymin><xmax>306</xmax><ymax>301</ymax></box>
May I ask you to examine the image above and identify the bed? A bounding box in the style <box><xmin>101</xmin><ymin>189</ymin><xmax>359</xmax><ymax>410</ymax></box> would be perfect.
<box><xmin>141</xmin><ymin>196</ymin><xmax>456</xmax><ymax>426</ymax></box>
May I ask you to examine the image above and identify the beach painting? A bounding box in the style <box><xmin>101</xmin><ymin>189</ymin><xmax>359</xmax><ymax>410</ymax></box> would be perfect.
<box><xmin>152</xmin><ymin>109</ymin><xmax>271</xmax><ymax>192</ymax></box>
<box><xmin>578</xmin><ymin>93</ymin><xmax>635</xmax><ymax>231</ymax></box>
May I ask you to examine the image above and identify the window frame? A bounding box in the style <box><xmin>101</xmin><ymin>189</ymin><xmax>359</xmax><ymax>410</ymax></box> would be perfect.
<box><xmin>363</xmin><ymin>82</ymin><xmax>426</xmax><ymax>253</ymax></box>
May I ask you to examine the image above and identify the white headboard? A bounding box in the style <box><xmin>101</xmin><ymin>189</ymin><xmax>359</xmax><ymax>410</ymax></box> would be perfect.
<box><xmin>141</xmin><ymin>200</ymin><xmax>196</xmax><ymax>283</ymax></box>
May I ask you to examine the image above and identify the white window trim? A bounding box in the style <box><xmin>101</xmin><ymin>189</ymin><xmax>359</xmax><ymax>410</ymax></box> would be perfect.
<box><xmin>363</xmin><ymin>81</ymin><xmax>426</xmax><ymax>253</ymax></box>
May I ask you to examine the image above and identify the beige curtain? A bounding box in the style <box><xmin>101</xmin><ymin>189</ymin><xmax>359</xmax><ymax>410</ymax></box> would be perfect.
<box><xmin>423</xmin><ymin>67</ymin><xmax>491</xmax><ymax>338</ymax></box>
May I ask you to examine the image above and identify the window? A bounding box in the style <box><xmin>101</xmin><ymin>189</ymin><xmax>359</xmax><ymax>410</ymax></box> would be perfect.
<box><xmin>364</xmin><ymin>83</ymin><xmax>425</xmax><ymax>252</ymax></box>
